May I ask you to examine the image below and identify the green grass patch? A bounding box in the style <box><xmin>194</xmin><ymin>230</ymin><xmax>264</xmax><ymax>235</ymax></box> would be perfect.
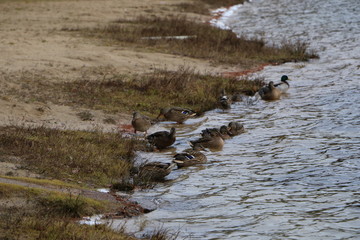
<box><xmin>0</xmin><ymin>126</ymin><xmax>147</xmax><ymax>187</ymax></box>
<box><xmin>73</xmin><ymin>15</ymin><xmax>317</xmax><ymax>65</ymax></box>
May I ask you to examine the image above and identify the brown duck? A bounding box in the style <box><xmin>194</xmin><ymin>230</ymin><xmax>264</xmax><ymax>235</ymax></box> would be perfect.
<box><xmin>190</xmin><ymin>128</ymin><xmax>225</xmax><ymax>150</ymax></box>
<box><xmin>258</xmin><ymin>81</ymin><xmax>282</xmax><ymax>101</ymax></box>
<box><xmin>219</xmin><ymin>125</ymin><xmax>232</xmax><ymax>140</ymax></box>
<box><xmin>146</xmin><ymin>127</ymin><xmax>176</xmax><ymax>149</ymax></box>
<box><xmin>131</xmin><ymin>111</ymin><xmax>152</xmax><ymax>136</ymax></box>
<box><xmin>173</xmin><ymin>145</ymin><xmax>207</xmax><ymax>168</ymax></box>
<box><xmin>228</xmin><ymin>121</ymin><xmax>245</xmax><ymax>136</ymax></box>
<box><xmin>157</xmin><ymin>107</ymin><xmax>196</xmax><ymax>124</ymax></box>
<box><xmin>138</xmin><ymin>162</ymin><xmax>176</xmax><ymax>181</ymax></box>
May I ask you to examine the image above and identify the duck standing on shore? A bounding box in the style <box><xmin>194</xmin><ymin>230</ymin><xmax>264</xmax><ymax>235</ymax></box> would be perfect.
<box><xmin>146</xmin><ymin>127</ymin><xmax>176</xmax><ymax>150</ymax></box>
<box><xmin>157</xmin><ymin>107</ymin><xmax>196</xmax><ymax>124</ymax></box>
<box><xmin>274</xmin><ymin>75</ymin><xmax>291</xmax><ymax>93</ymax></box>
<box><xmin>131</xmin><ymin>111</ymin><xmax>153</xmax><ymax>136</ymax></box>
<box><xmin>257</xmin><ymin>81</ymin><xmax>282</xmax><ymax>101</ymax></box>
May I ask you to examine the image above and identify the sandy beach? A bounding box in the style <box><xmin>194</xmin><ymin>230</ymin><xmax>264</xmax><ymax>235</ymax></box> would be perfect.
<box><xmin>0</xmin><ymin>0</ymin><xmax>247</xmax><ymax>133</ymax></box>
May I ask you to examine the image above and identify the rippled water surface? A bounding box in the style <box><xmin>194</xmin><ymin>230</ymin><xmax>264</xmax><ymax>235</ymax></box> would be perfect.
<box><xmin>112</xmin><ymin>0</ymin><xmax>360</xmax><ymax>239</ymax></box>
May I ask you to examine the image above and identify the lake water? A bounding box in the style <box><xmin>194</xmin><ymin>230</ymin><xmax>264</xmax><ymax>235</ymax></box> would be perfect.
<box><xmin>111</xmin><ymin>0</ymin><xmax>360</xmax><ymax>239</ymax></box>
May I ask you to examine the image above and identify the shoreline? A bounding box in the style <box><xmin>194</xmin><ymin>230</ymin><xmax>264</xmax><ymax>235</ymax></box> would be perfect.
<box><xmin>0</xmin><ymin>0</ymin><xmax>310</xmax><ymax>238</ymax></box>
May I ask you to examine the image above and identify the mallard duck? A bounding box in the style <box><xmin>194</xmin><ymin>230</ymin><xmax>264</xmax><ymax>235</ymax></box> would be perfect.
<box><xmin>231</xmin><ymin>93</ymin><xmax>244</xmax><ymax>102</ymax></box>
<box><xmin>131</xmin><ymin>112</ymin><xmax>152</xmax><ymax>136</ymax></box>
<box><xmin>274</xmin><ymin>75</ymin><xmax>291</xmax><ymax>93</ymax></box>
<box><xmin>219</xmin><ymin>125</ymin><xmax>232</xmax><ymax>139</ymax></box>
<box><xmin>200</xmin><ymin>127</ymin><xmax>219</xmax><ymax>139</ymax></box>
<box><xmin>157</xmin><ymin>107</ymin><xmax>196</xmax><ymax>124</ymax></box>
<box><xmin>219</xmin><ymin>89</ymin><xmax>231</xmax><ymax>110</ymax></box>
<box><xmin>190</xmin><ymin>128</ymin><xmax>225</xmax><ymax>150</ymax></box>
<box><xmin>146</xmin><ymin>127</ymin><xmax>176</xmax><ymax>149</ymax></box>
<box><xmin>138</xmin><ymin>162</ymin><xmax>176</xmax><ymax>181</ymax></box>
<box><xmin>173</xmin><ymin>146</ymin><xmax>207</xmax><ymax>168</ymax></box>
<box><xmin>258</xmin><ymin>81</ymin><xmax>282</xmax><ymax>101</ymax></box>
<box><xmin>228</xmin><ymin>121</ymin><xmax>245</xmax><ymax>136</ymax></box>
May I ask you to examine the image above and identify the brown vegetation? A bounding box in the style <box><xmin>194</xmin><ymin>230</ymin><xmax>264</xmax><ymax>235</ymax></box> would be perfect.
<box><xmin>61</xmin><ymin>66</ymin><xmax>265</xmax><ymax>116</ymax></box>
<box><xmin>0</xmin><ymin>183</ymin><xmax>135</xmax><ymax>240</ymax></box>
<box><xmin>0</xmin><ymin>126</ymin><xmax>148</xmax><ymax>187</ymax></box>
<box><xmin>73</xmin><ymin>15</ymin><xmax>316</xmax><ymax>67</ymax></box>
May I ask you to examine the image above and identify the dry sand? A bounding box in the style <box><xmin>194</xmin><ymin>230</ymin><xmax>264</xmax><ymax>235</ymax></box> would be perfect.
<box><xmin>0</xmin><ymin>0</ymin><xmax>244</xmax><ymax>132</ymax></box>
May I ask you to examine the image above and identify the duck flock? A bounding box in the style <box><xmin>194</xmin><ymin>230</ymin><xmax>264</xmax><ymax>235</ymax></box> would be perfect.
<box><xmin>131</xmin><ymin>75</ymin><xmax>291</xmax><ymax>182</ymax></box>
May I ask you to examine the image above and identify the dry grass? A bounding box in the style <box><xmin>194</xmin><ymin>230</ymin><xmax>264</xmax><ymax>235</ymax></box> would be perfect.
<box><xmin>0</xmin><ymin>126</ymin><xmax>147</xmax><ymax>187</ymax></box>
<box><xmin>60</xmin><ymin>66</ymin><xmax>265</xmax><ymax>116</ymax></box>
<box><xmin>73</xmin><ymin>15</ymin><xmax>317</xmax><ymax>66</ymax></box>
<box><xmin>0</xmin><ymin>183</ymin><xmax>134</xmax><ymax>240</ymax></box>
<box><xmin>2</xmin><ymin>66</ymin><xmax>264</xmax><ymax>117</ymax></box>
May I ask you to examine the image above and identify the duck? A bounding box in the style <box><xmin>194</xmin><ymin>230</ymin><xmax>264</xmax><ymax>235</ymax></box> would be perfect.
<box><xmin>227</xmin><ymin>121</ymin><xmax>245</xmax><ymax>136</ymax></box>
<box><xmin>258</xmin><ymin>81</ymin><xmax>282</xmax><ymax>101</ymax></box>
<box><xmin>219</xmin><ymin>89</ymin><xmax>231</xmax><ymax>110</ymax></box>
<box><xmin>231</xmin><ymin>93</ymin><xmax>244</xmax><ymax>102</ymax></box>
<box><xmin>219</xmin><ymin>125</ymin><xmax>232</xmax><ymax>140</ymax></box>
<box><xmin>274</xmin><ymin>75</ymin><xmax>291</xmax><ymax>93</ymax></box>
<box><xmin>190</xmin><ymin>128</ymin><xmax>225</xmax><ymax>150</ymax></box>
<box><xmin>146</xmin><ymin>127</ymin><xmax>176</xmax><ymax>149</ymax></box>
<box><xmin>200</xmin><ymin>127</ymin><xmax>219</xmax><ymax>139</ymax></box>
<box><xmin>173</xmin><ymin>145</ymin><xmax>207</xmax><ymax>168</ymax></box>
<box><xmin>131</xmin><ymin>111</ymin><xmax>152</xmax><ymax>136</ymax></box>
<box><xmin>157</xmin><ymin>107</ymin><xmax>196</xmax><ymax>124</ymax></box>
<box><xmin>138</xmin><ymin>162</ymin><xmax>176</xmax><ymax>181</ymax></box>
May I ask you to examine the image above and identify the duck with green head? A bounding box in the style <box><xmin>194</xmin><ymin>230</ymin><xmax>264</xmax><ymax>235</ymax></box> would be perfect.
<box><xmin>274</xmin><ymin>75</ymin><xmax>291</xmax><ymax>93</ymax></box>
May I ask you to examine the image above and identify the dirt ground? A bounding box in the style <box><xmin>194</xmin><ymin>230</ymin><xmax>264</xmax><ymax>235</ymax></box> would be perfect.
<box><xmin>0</xmin><ymin>0</ymin><xmax>246</xmax><ymax>177</ymax></box>
<box><xmin>0</xmin><ymin>0</ymin><xmax>241</xmax><ymax>131</ymax></box>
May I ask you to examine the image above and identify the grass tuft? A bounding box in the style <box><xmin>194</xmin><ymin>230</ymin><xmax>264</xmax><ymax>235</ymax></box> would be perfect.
<box><xmin>61</xmin><ymin>66</ymin><xmax>265</xmax><ymax>116</ymax></box>
<box><xmin>74</xmin><ymin>15</ymin><xmax>317</xmax><ymax>66</ymax></box>
<box><xmin>0</xmin><ymin>126</ymin><xmax>147</xmax><ymax>187</ymax></box>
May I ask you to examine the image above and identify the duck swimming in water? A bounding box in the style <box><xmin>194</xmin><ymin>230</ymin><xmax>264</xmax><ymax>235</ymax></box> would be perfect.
<box><xmin>258</xmin><ymin>81</ymin><xmax>282</xmax><ymax>101</ymax></box>
<box><xmin>138</xmin><ymin>162</ymin><xmax>176</xmax><ymax>181</ymax></box>
<box><xmin>274</xmin><ymin>75</ymin><xmax>291</xmax><ymax>93</ymax></box>
<box><xmin>157</xmin><ymin>107</ymin><xmax>196</xmax><ymax>124</ymax></box>
<box><xmin>227</xmin><ymin>121</ymin><xmax>245</xmax><ymax>136</ymax></box>
<box><xmin>173</xmin><ymin>145</ymin><xmax>207</xmax><ymax>168</ymax></box>
<box><xmin>219</xmin><ymin>89</ymin><xmax>231</xmax><ymax>110</ymax></box>
<box><xmin>146</xmin><ymin>127</ymin><xmax>176</xmax><ymax>149</ymax></box>
<box><xmin>190</xmin><ymin>128</ymin><xmax>225</xmax><ymax>150</ymax></box>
